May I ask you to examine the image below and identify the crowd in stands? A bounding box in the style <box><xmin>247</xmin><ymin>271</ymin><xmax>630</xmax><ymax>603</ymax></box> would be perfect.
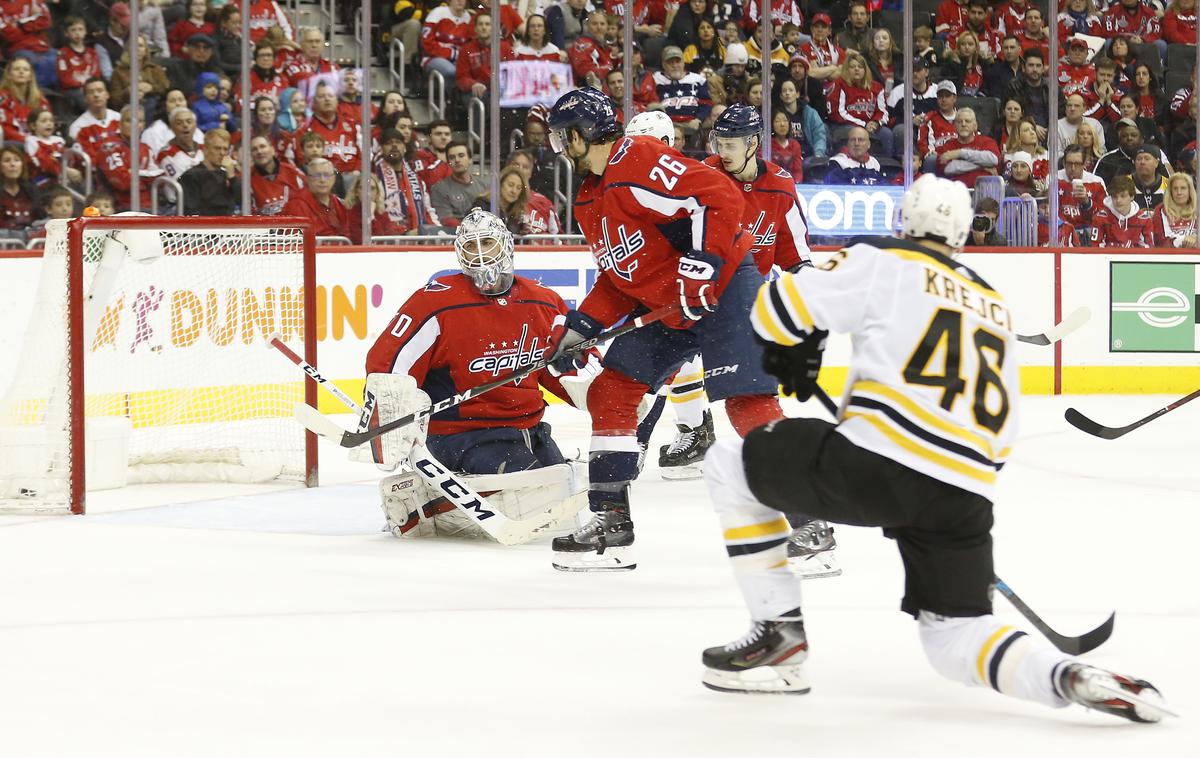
<box><xmin>0</xmin><ymin>0</ymin><xmax>1197</xmax><ymax>248</ymax></box>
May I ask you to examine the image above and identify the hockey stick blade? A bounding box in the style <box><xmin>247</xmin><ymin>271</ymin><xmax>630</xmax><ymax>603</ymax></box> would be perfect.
<box><xmin>318</xmin><ymin>305</ymin><xmax>679</xmax><ymax>449</ymax></box>
<box><xmin>994</xmin><ymin>578</ymin><xmax>1114</xmax><ymax>655</ymax></box>
<box><xmin>1065</xmin><ymin>388</ymin><xmax>1200</xmax><ymax>440</ymax></box>
<box><xmin>1017</xmin><ymin>306</ymin><xmax>1092</xmax><ymax>346</ymax></box>
<box><xmin>294</xmin><ymin>402</ymin><xmax>353</xmax><ymax>442</ymax></box>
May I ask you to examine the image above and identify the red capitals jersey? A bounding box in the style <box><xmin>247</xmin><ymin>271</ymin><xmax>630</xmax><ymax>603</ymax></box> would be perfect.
<box><xmin>947</xmin><ymin>25</ymin><xmax>1002</xmax><ymax>60</ymax></box>
<box><xmin>935</xmin><ymin>0</ymin><xmax>969</xmax><ymax>35</ymax></box>
<box><xmin>573</xmin><ymin>136</ymin><xmax>751</xmax><ymax>327</ymax></box>
<box><xmin>366</xmin><ymin>274</ymin><xmax>570</xmax><ymax>435</ymax></box>
<box><xmin>300</xmin><ymin>112</ymin><xmax>362</xmax><ymax>173</ymax></box>
<box><xmin>936</xmin><ymin>133</ymin><xmax>1001</xmax><ymax>188</ymax></box>
<box><xmin>524</xmin><ymin>192</ymin><xmax>560</xmax><ymax>234</ymax></box>
<box><xmin>0</xmin><ymin>91</ymin><xmax>49</xmax><ymax>142</ymax></box>
<box><xmin>1037</xmin><ymin>218</ymin><xmax>1081</xmax><ymax>247</ymax></box>
<box><xmin>1149</xmin><ymin>205</ymin><xmax>1197</xmax><ymax>247</ymax></box>
<box><xmin>0</xmin><ymin>0</ymin><xmax>51</xmax><ymax>53</ymax></box>
<box><xmin>167</xmin><ymin>19</ymin><xmax>215</xmax><ymax>57</ymax></box>
<box><xmin>456</xmin><ymin>39</ymin><xmax>513</xmax><ymax>92</ymax></box>
<box><xmin>1090</xmin><ymin>198</ymin><xmax>1155</xmax><ymax>247</ymax></box>
<box><xmin>56</xmin><ymin>45</ymin><xmax>100</xmax><ymax>90</ymax></box>
<box><xmin>282</xmin><ymin>189</ymin><xmax>351</xmax><ymax>238</ymax></box>
<box><xmin>1101</xmin><ymin>3</ymin><xmax>1161</xmax><ymax>42</ymax></box>
<box><xmin>251</xmin><ymin>159</ymin><xmax>306</xmax><ymax>215</ymax></box>
<box><xmin>995</xmin><ymin>0</ymin><xmax>1029</xmax><ymax>34</ymax></box>
<box><xmin>569</xmin><ymin>35</ymin><xmax>613</xmax><ymax>85</ymax></box>
<box><xmin>420</xmin><ymin>5</ymin><xmax>472</xmax><ymax>65</ymax></box>
<box><xmin>96</xmin><ymin>138</ymin><xmax>159</xmax><ymax>210</ymax></box>
<box><xmin>920</xmin><ymin>110</ymin><xmax>958</xmax><ymax>156</ymax></box>
<box><xmin>234</xmin><ymin>67</ymin><xmax>288</xmax><ymax>110</ymax></box>
<box><xmin>24</xmin><ymin>134</ymin><xmax>65</xmax><ymax>185</ymax></box>
<box><xmin>1163</xmin><ymin>8</ymin><xmax>1198</xmax><ymax>43</ymax></box>
<box><xmin>828</xmin><ymin>80</ymin><xmax>887</xmax><ymax>128</ymax></box>
<box><xmin>69</xmin><ymin>109</ymin><xmax>121</xmax><ymax>163</ymax></box>
<box><xmin>1057</xmin><ymin>62</ymin><xmax>1095</xmax><ymax>98</ymax></box>
<box><xmin>702</xmin><ymin>156</ymin><xmax>809</xmax><ymax>275</ymax></box>
<box><xmin>1055</xmin><ymin>171</ymin><xmax>1107</xmax><ymax>227</ymax></box>
<box><xmin>244</xmin><ymin>0</ymin><xmax>294</xmax><ymax>44</ymax></box>
<box><xmin>283</xmin><ymin>56</ymin><xmax>338</xmax><ymax>88</ymax></box>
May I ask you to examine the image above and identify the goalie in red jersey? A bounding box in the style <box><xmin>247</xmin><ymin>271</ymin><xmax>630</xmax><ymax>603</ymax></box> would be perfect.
<box><xmin>543</xmin><ymin>87</ymin><xmax>786</xmax><ymax>572</ymax></box>
<box><xmin>362</xmin><ymin>209</ymin><xmax>587</xmax><ymax>540</ymax></box>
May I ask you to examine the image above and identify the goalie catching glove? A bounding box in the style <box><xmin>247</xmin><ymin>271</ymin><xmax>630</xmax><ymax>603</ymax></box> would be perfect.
<box><xmin>348</xmin><ymin>373</ymin><xmax>431</xmax><ymax>470</ymax></box>
<box><xmin>758</xmin><ymin>329</ymin><xmax>828</xmax><ymax>401</ymax></box>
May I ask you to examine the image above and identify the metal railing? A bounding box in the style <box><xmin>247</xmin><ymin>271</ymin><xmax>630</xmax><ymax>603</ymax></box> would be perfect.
<box><xmin>427</xmin><ymin>70</ymin><xmax>446</xmax><ymax>121</ymax></box>
<box><xmin>508</xmin><ymin>128</ymin><xmax>523</xmax><ymax>156</ymax></box>
<box><xmin>0</xmin><ymin>238</ymin><xmax>23</xmax><ymax>250</ymax></box>
<box><xmin>974</xmin><ymin>176</ymin><xmax>1006</xmax><ymax>209</ymax></box>
<box><xmin>552</xmin><ymin>153</ymin><xmax>575</xmax><ymax>234</ymax></box>
<box><xmin>468</xmin><ymin>97</ymin><xmax>486</xmax><ymax>174</ymax></box>
<box><xmin>62</xmin><ymin>145</ymin><xmax>92</xmax><ymax>200</ymax></box>
<box><xmin>316</xmin><ymin>235</ymin><xmax>354</xmax><ymax>245</ymax></box>
<box><xmin>388</xmin><ymin>38</ymin><xmax>407</xmax><ymax>95</ymax></box>
<box><xmin>150</xmin><ymin>176</ymin><xmax>185</xmax><ymax>216</ymax></box>
<box><xmin>1000</xmin><ymin>196</ymin><xmax>1037</xmax><ymax>247</ymax></box>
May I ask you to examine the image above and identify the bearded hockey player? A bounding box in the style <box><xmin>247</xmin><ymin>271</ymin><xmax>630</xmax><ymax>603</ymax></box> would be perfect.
<box><xmin>362</xmin><ymin>209</ymin><xmax>586</xmax><ymax>540</ymax></box>
<box><xmin>544</xmin><ymin>87</ymin><xmax>785</xmax><ymax>572</ymax></box>
<box><xmin>696</xmin><ymin>174</ymin><xmax>1172</xmax><ymax>724</ymax></box>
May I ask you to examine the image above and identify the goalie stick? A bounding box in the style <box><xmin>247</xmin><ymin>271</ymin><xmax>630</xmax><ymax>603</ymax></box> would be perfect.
<box><xmin>811</xmin><ymin>386</ymin><xmax>1113</xmax><ymax>654</ymax></box>
<box><xmin>1065</xmin><ymin>388</ymin><xmax>1200</xmax><ymax>440</ymax></box>
<box><xmin>294</xmin><ymin>304</ymin><xmax>679</xmax><ymax>449</ymax></box>
<box><xmin>266</xmin><ymin>336</ymin><xmax>584</xmax><ymax>545</ymax></box>
<box><xmin>1016</xmin><ymin>306</ymin><xmax>1091</xmax><ymax>346</ymax></box>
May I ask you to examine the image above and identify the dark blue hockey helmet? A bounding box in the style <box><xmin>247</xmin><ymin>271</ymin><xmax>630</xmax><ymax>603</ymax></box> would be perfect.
<box><xmin>547</xmin><ymin>87</ymin><xmax>623</xmax><ymax>155</ymax></box>
<box><xmin>710</xmin><ymin>103</ymin><xmax>764</xmax><ymax>139</ymax></box>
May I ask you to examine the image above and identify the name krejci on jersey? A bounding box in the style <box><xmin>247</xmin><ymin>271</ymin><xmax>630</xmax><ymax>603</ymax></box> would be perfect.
<box><xmin>467</xmin><ymin>323</ymin><xmax>547</xmax><ymax>378</ymax></box>
<box><xmin>923</xmin><ymin>267</ymin><xmax>1013</xmax><ymax>332</ymax></box>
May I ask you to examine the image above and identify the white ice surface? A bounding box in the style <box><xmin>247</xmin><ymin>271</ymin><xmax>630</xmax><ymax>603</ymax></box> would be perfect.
<box><xmin>0</xmin><ymin>396</ymin><xmax>1196</xmax><ymax>758</ymax></box>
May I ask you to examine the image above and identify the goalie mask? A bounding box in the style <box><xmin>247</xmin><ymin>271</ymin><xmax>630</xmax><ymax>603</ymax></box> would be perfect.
<box><xmin>455</xmin><ymin>209</ymin><xmax>515</xmax><ymax>296</ymax></box>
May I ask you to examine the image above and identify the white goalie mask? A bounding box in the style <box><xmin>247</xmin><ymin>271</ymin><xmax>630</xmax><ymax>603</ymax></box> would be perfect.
<box><xmin>455</xmin><ymin>209</ymin><xmax>515</xmax><ymax>296</ymax></box>
<box><xmin>900</xmin><ymin>174</ymin><xmax>973</xmax><ymax>253</ymax></box>
<box><xmin>624</xmin><ymin>111</ymin><xmax>675</xmax><ymax>147</ymax></box>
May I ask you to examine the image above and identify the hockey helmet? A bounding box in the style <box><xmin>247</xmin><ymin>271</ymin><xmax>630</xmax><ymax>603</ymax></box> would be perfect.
<box><xmin>900</xmin><ymin>174</ymin><xmax>973</xmax><ymax>252</ymax></box>
<box><xmin>624</xmin><ymin>111</ymin><xmax>675</xmax><ymax>147</ymax></box>
<box><xmin>455</xmin><ymin>209</ymin><xmax>515</xmax><ymax>296</ymax></box>
<box><xmin>707</xmin><ymin>104</ymin><xmax>763</xmax><ymax>172</ymax></box>
<box><xmin>547</xmin><ymin>87</ymin><xmax>623</xmax><ymax>155</ymax></box>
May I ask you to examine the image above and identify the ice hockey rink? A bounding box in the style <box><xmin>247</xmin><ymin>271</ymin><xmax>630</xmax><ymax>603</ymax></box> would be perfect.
<box><xmin>1</xmin><ymin>394</ymin><xmax>1196</xmax><ymax>758</ymax></box>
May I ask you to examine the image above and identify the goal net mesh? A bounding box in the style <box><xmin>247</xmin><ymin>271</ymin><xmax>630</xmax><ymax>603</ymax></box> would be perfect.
<box><xmin>0</xmin><ymin>218</ymin><xmax>313</xmax><ymax>513</ymax></box>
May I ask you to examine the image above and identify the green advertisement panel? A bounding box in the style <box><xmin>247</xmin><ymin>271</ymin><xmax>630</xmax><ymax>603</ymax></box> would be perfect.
<box><xmin>1110</xmin><ymin>262</ymin><xmax>1199</xmax><ymax>352</ymax></box>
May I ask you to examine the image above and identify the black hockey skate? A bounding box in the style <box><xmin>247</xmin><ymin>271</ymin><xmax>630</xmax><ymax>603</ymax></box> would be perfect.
<box><xmin>786</xmin><ymin>519</ymin><xmax>841</xmax><ymax>579</ymax></box>
<box><xmin>551</xmin><ymin>506</ymin><xmax>636</xmax><ymax>572</ymax></box>
<box><xmin>658</xmin><ymin>409</ymin><xmax>716</xmax><ymax>480</ymax></box>
<box><xmin>1056</xmin><ymin>663</ymin><xmax>1175</xmax><ymax>723</ymax></box>
<box><xmin>702</xmin><ymin>616</ymin><xmax>811</xmax><ymax>695</ymax></box>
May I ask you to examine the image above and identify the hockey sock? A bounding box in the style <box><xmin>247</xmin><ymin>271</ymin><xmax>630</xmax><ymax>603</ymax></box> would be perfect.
<box><xmin>636</xmin><ymin>393</ymin><xmax>667</xmax><ymax>448</ymax></box>
<box><xmin>587</xmin><ymin>369</ymin><xmax>651</xmax><ymax>512</ymax></box>
<box><xmin>706</xmin><ymin>437</ymin><xmax>803</xmax><ymax>620</ymax></box>
<box><xmin>669</xmin><ymin>356</ymin><xmax>708</xmax><ymax>428</ymax></box>
<box><xmin>724</xmin><ymin>394</ymin><xmax>784</xmax><ymax>438</ymax></box>
<box><xmin>918</xmin><ymin>612</ymin><xmax>1074</xmax><ymax>709</ymax></box>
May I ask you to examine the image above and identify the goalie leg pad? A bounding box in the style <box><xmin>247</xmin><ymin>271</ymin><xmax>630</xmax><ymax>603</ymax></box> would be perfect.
<box><xmin>350</xmin><ymin>373</ymin><xmax>431</xmax><ymax>471</ymax></box>
<box><xmin>379</xmin><ymin>470</ymin><xmax>445</xmax><ymax>538</ymax></box>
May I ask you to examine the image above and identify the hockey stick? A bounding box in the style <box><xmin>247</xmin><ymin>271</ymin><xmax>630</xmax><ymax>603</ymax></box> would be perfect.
<box><xmin>1016</xmin><ymin>306</ymin><xmax>1092</xmax><ymax>346</ymax></box>
<box><xmin>266</xmin><ymin>336</ymin><xmax>583</xmax><ymax>545</ymax></box>
<box><xmin>812</xmin><ymin>387</ymin><xmax>1114</xmax><ymax>655</ymax></box>
<box><xmin>1065</xmin><ymin>388</ymin><xmax>1200</xmax><ymax>440</ymax></box>
<box><xmin>295</xmin><ymin>304</ymin><xmax>679</xmax><ymax>449</ymax></box>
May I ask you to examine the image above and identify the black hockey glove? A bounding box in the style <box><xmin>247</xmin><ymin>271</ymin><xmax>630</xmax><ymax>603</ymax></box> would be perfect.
<box><xmin>758</xmin><ymin>329</ymin><xmax>828</xmax><ymax>401</ymax></box>
<box><xmin>546</xmin><ymin>309</ymin><xmax>604</xmax><ymax>374</ymax></box>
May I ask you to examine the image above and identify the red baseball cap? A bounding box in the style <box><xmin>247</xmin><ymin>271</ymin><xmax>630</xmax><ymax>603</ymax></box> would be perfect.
<box><xmin>811</xmin><ymin>13</ymin><xmax>832</xmax><ymax>26</ymax></box>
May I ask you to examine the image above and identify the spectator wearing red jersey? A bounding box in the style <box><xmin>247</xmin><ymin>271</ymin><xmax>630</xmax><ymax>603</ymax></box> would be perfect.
<box><xmin>95</xmin><ymin>106</ymin><xmax>163</xmax><ymax>212</ymax></box>
<box><xmin>373</xmin><ymin>128</ymin><xmax>442</xmax><ymax>237</ymax></box>
<box><xmin>56</xmin><ymin>15</ymin><xmax>100</xmax><ymax>110</ymax></box>
<box><xmin>1058</xmin><ymin>0</ymin><xmax>1104</xmax><ymax>41</ymax></box>
<box><xmin>421</xmin><ymin>0</ymin><xmax>472</xmax><ymax>86</ymax></box>
<box><xmin>503</xmin><ymin>149</ymin><xmax>560</xmax><ymax>234</ymax></box>
<box><xmin>513</xmin><ymin>13</ymin><xmax>567</xmax><ymax>62</ymax></box>
<box><xmin>1003</xmin><ymin>118</ymin><xmax>1050</xmax><ymax>182</ymax></box>
<box><xmin>233</xmin><ymin>42</ymin><xmax>288</xmax><ymax>110</ymax></box>
<box><xmin>1150</xmin><ymin>172</ymin><xmax>1198</xmax><ymax>246</ymax></box>
<box><xmin>1102</xmin><ymin>0</ymin><xmax>1165</xmax><ymax>63</ymax></box>
<box><xmin>232</xmin><ymin>97</ymin><xmax>294</xmax><ymax>164</ymax></box>
<box><xmin>0</xmin><ymin>0</ymin><xmax>55</xmax><ymax>90</ymax></box>
<box><xmin>941</xmin><ymin>29</ymin><xmax>987</xmax><ymax>97</ymax></box>
<box><xmin>411</xmin><ymin>118</ymin><xmax>453</xmax><ymax>188</ymax></box>
<box><xmin>1163</xmin><ymin>0</ymin><xmax>1198</xmax><ymax>44</ymax></box>
<box><xmin>245</xmin><ymin>0</ymin><xmax>294</xmax><ymax>45</ymax></box>
<box><xmin>0</xmin><ymin>146</ymin><xmax>35</xmax><ymax>240</ymax></box>
<box><xmin>570</xmin><ymin>11</ymin><xmax>614</xmax><ymax>87</ymax></box>
<box><xmin>936</xmin><ymin>106</ymin><xmax>1001</xmax><ymax>188</ymax></box>
<box><xmin>1128</xmin><ymin>64</ymin><xmax>1167</xmax><ymax>121</ymax></box>
<box><xmin>766</xmin><ymin>111</ymin><xmax>804</xmax><ymax>179</ymax></box>
<box><xmin>299</xmin><ymin>80</ymin><xmax>362</xmax><ymax>181</ymax></box>
<box><xmin>935</xmin><ymin>0</ymin><xmax>970</xmax><ymax>38</ymax></box>
<box><xmin>0</xmin><ymin>57</ymin><xmax>50</xmax><ymax>143</ymax></box>
<box><xmin>1058</xmin><ymin>37</ymin><xmax>1096</xmax><ymax>98</ymax></box>
<box><xmin>1090</xmin><ymin>174</ymin><xmax>1155</xmax><ymax>247</ymax></box>
<box><xmin>282</xmin><ymin>26</ymin><xmax>339</xmax><ymax>88</ymax></box>
<box><xmin>457</xmin><ymin>12</ymin><xmax>513</xmax><ymax>109</ymax></box>
<box><xmin>1082</xmin><ymin>57</ymin><xmax>1121</xmax><ymax>124</ymax></box>
<box><xmin>283</xmin><ymin>157</ymin><xmax>352</xmax><ymax>239</ymax></box>
<box><xmin>249</xmin><ymin>134</ymin><xmax>305</xmax><ymax>215</ymax></box>
<box><xmin>1015</xmin><ymin>7</ymin><xmax>1051</xmax><ymax>62</ymax></box>
<box><xmin>336</xmin><ymin>68</ymin><xmax>378</xmax><ymax>123</ymax></box>
<box><xmin>995</xmin><ymin>0</ymin><xmax>1031</xmax><ymax>35</ymax></box>
<box><xmin>24</xmin><ymin>109</ymin><xmax>80</xmax><ymax>189</ymax></box>
<box><xmin>799</xmin><ymin>13</ymin><xmax>844</xmax><ymax>91</ymax></box>
<box><xmin>156</xmin><ymin>108</ymin><xmax>204</xmax><ymax>187</ymax></box>
<box><xmin>1057</xmin><ymin>144</ymin><xmax>1108</xmax><ymax>235</ymax></box>
<box><xmin>168</xmin><ymin>0</ymin><xmax>216</xmax><ymax>58</ymax></box>
<box><xmin>346</xmin><ymin>174</ymin><xmax>405</xmax><ymax>242</ymax></box>
<box><xmin>947</xmin><ymin>0</ymin><xmax>1003</xmax><ymax>61</ymax></box>
<box><xmin>69</xmin><ymin>78</ymin><xmax>121</xmax><ymax>164</ymax></box>
<box><xmin>827</xmin><ymin>51</ymin><xmax>893</xmax><ymax>157</ymax></box>
<box><xmin>921</xmin><ymin>81</ymin><xmax>959</xmax><ymax>172</ymax></box>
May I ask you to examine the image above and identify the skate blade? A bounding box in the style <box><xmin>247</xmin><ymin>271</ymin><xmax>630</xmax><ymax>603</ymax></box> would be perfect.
<box><xmin>660</xmin><ymin>462</ymin><xmax>704</xmax><ymax>480</ymax></box>
<box><xmin>701</xmin><ymin>663</ymin><xmax>811</xmax><ymax>695</ymax></box>
<box><xmin>788</xmin><ymin>554</ymin><xmax>842</xmax><ymax>580</ymax></box>
<box><xmin>1092</xmin><ymin>680</ymin><xmax>1178</xmax><ymax>721</ymax></box>
<box><xmin>552</xmin><ymin>546</ymin><xmax>637</xmax><ymax>572</ymax></box>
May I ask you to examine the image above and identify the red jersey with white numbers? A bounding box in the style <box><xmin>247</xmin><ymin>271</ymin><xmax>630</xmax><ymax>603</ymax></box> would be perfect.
<box><xmin>702</xmin><ymin>156</ymin><xmax>809</xmax><ymax>275</ymax></box>
<box><xmin>95</xmin><ymin>138</ymin><xmax>159</xmax><ymax>209</ymax></box>
<box><xmin>573</xmin><ymin>136</ymin><xmax>751</xmax><ymax>326</ymax></box>
<box><xmin>420</xmin><ymin>5</ymin><xmax>472</xmax><ymax>65</ymax></box>
<box><xmin>1090</xmin><ymin>197</ymin><xmax>1155</xmax><ymax>247</ymax></box>
<box><xmin>366</xmin><ymin>274</ymin><xmax>570</xmax><ymax>435</ymax></box>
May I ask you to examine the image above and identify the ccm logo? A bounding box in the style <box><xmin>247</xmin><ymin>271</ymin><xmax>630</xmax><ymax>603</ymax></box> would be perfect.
<box><xmin>414</xmin><ymin>458</ymin><xmax>496</xmax><ymax>520</ymax></box>
<box><xmin>705</xmin><ymin>364</ymin><xmax>739</xmax><ymax>378</ymax></box>
<box><xmin>678</xmin><ymin>259</ymin><xmax>715</xmax><ymax>280</ymax></box>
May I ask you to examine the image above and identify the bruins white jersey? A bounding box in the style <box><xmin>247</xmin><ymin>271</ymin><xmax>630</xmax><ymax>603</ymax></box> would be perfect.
<box><xmin>752</xmin><ymin>236</ymin><xmax>1018</xmax><ymax>501</ymax></box>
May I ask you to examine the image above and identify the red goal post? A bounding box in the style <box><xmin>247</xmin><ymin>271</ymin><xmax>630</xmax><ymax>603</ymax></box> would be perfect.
<box><xmin>0</xmin><ymin>215</ymin><xmax>317</xmax><ymax>515</ymax></box>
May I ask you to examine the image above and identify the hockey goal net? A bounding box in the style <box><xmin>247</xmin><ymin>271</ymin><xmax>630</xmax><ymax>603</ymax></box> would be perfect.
<box><xmin>0</xmin><ymin>215</ymin><xmax>317</xmax><ymax>515</ymax></box>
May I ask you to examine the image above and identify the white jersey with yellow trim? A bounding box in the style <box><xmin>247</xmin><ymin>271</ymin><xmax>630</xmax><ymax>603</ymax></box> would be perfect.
<box><xmin>751</xmin><ymin>235</ymin><xmax>1019</xmax><ymax>501</ymax></box>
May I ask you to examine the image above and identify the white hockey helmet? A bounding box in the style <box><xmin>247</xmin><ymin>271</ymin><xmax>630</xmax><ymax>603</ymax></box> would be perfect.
<box><xmin>900</xmin><ymin>174</ymin><xmax>973</xmax><ymax>252</ymax></box>
<box><xmin>455</xmin><ymin>208</ymin><xmax>515</xmax><ymax>295</ymax></box>
<box><xmin>624</xmin><ymin>111</ymin><xmax>675</xmax><ymax>147</ymax></box>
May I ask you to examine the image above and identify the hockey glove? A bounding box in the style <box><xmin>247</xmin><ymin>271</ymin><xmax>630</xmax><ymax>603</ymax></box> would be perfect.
<box><xmin>671</xmin><ymin>252</ymin><xmax>723</xmax><ymax>327</ymax></box>
<box><xmin>546</xmin><ymin>310</ymin><xmax>605</xmax><ymax>375</ymax></box>
<box><xmin>758</xmin><ymin>329</ymin><xmax>828</xmax><ymax>401</ymax></box>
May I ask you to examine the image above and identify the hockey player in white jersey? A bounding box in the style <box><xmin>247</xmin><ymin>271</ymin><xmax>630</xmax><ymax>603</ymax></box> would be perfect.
<box><xmin>698</xmin><ymin>175</ymin><xmax>1171</xmax><ymax>722</ymax></box>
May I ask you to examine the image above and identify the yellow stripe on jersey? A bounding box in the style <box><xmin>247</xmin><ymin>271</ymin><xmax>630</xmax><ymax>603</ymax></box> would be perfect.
<box><xmin>778</xmin><ymin>274</ymin><xmax>816</xmax><ymax>331</ymax></box>
<box><xmin>880</xmin><ymin>246</ymin><xmax>1000</xmax><ymax>299</ymax></box>
<box><xmin>752</xmin><ymin>286</ymin><xmax>800</xmax><ymax>346</ymax></box>
<box><xmin>976</xmin><ymin>626</ymin><xmax>1016</xmax><ymax>687</ymax></box>
<box><xmin>673</xmin><ymin>372</ymin><xmax>704</xmax><ymax>385</ymax></box>
<box><xmin>670</xmin><ymin>389</ymin><xmax>706</xmax><ymax>403</ymax></box>
<box><xmin>843</xmin><ymin>410</ymin><xmax>998</xmax><ymax>485</ymax></box>
<box><xmin>852</xmin><ymin>381</ymin><xmax>1001</xmax><ymax>461</ymax></box>
<box><xmin>723</xmin><ymin>516</ymin><xmax>791</xmax><ymax>543</ymax></box>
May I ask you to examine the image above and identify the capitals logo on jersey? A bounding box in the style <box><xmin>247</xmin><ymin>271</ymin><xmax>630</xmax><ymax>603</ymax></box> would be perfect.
<box><xmin>466</xmin><ymin>323</ymin><xmax>548</xmax><ymax>378</ymax></box>
<box><xmin>747</xmin><ymin>210</ymin><xmax>777</xmax><ymax>255</ymax></box>
<box><xmin>593</xmin><ymin>220</ymin><xmax>644</xmax><ymax>282</ymax></box>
